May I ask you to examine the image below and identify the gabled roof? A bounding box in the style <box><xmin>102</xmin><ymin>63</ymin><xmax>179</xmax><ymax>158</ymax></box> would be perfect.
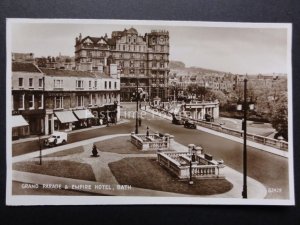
<box><xmin>81</xmin><ymin>36</ymin><xmax>108</xmax><ymax>45</ymax></box>
<box><xmin>126</xmin><ymin>27</ymin><xmax>138</xmax><ymax>34</ymax></box>
<box><xmin>12</xmin><ymin>62</ymin><xmax>41</xmax><ymax>73</ymax></box>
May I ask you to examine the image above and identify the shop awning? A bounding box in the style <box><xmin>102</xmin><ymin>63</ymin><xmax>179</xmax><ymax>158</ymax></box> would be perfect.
<box><xmin>73</xmin><ymin>109</ymin><xmax>94</xmax><ymax>119</ymax></box>
<box><xmin>12</xmin><ymin>115</ymin><xmax>29</xmax><ymax>128</ymax></box>
<box><xmin>55</xmin><ymin>111</ymin><xmax>78</xmax><ymax>123</ymax></box>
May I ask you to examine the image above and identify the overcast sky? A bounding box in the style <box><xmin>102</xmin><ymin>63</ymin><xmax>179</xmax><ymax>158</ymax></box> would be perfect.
<box><xmin>9</xmin><ymin>21</ymin><xmax>289</xmax><ymax>74</ymax></box>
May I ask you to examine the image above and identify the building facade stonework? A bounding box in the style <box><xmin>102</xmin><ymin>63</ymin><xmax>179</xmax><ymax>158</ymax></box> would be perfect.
<box><xmin>12</xmin><ymin>62</ymin><xmax>120</xmax><ymax>139</ymax></box>
<box><xmin>74</xmin><ymin>28</ymin><xmax>170</xmax><ymax>101</ymax></box>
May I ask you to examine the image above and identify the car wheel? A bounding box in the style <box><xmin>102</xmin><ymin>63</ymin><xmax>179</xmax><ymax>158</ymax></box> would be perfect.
<box><xmin>62</xmin><ymin>140</ymin><xmax>66</xmax><ymax>145</ymax></box>
<box><xmin>54</xmin><ymin>139</ymin><xmax>57</xmax><ymax>146</ymax></box>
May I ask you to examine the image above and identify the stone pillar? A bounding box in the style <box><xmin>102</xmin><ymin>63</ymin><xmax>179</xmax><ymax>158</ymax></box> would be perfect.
<box><xmin>51</xmin><ymin>114</ymin><xmax>55</xmax><ymax>134</ymax></box>
<box><xmin>213</xmin><ymin>104</ymin><xmax>219</xmax><ymax>118</ymax></box>
<box><xmin>197</xmin><ymin>110</ymin><xmax>201</xmax><ymax>120</ymax></box>
<box><xmin>195</xmin><ymin>146</ymin><xmax>203</xmax><ymax>155</ymax></box>
<box><xmin>169</xmin><ymin>135</ymin><xmax>174</xmax><ymax>144</ymax></box>
<box><xmin>201</xmin><ymin>108</ymin><xmax>205</xmax><ymax>119</ymax></box>
<box><xmin>44</xmin><ymin>114</ymin><xmax>49</xmax><ymax>135</ymax></box>
<box><xmin>117</xmin><ymin>104</ymin><xmax>121</xmax><ymax>121</ymax></box>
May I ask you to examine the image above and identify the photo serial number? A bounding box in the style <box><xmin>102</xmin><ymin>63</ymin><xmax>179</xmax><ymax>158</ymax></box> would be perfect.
<box><xmin>267</xmin><ymin>188</ymin><xmax>282</xmax><ymax>193</ymax></box>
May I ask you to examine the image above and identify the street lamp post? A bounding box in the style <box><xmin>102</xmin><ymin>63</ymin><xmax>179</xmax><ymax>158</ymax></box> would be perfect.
<box><xmin>189</xmin><ymin>159</ymin><xmax>193</xmax><ymax>185</ymax></box>
<box><xmin>173</xmin><ymin>84</ymin><xmax>176</xmax><ymax>102</ymax></box>
<box><xmin>135</xmin><ymin>77</ymin><xmax>139</xmax><ymax>134</ymax></box>
<box><xmin>39</xmin><ymin>134</ymin><xmax>42</xmax><ymax>165</ymax></box>
<box><xmin>237</xmin><ymin>78</ymin><xmax>255</xmax><ymax>199</ymax></box>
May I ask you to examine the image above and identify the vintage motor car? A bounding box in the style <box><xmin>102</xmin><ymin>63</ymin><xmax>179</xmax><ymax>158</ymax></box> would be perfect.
<box><xmin>204</xmin><ymin>113</ymin><xmax>213</xmax><ymax>122</ymax></box>
<box><xmin>44</xmin><ymin>131</ymin><xmax>68</xmax><ymax>147</ymax></box>
<box><xmin>184</xmin><ymin>120</ymin><xmax>197</xmax><ymax>129</ymax></box>
<box><xmin>172</xmin><ymin>114</ymin><xmax>185</xmax><ymax>125</ymax></box>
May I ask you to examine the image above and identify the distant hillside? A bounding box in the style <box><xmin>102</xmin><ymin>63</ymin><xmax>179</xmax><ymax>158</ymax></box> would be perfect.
<box><xmin>184</xmin><ymin>67</ymin><xmax>224</xmax><ymax>74</ymax></box>
<box><xmin>170</xmin><ymin>61</ymin><xmax>286</xmax><ymax>77</ymax></box>
<box><xmin>170</xmin><ymin>61</ymin><xmax>225</xmax><ymax>75</ymax></box>
<box><xmin>169</xmin><ymin>61</ymin><xmax>185</xmax><ymax>69</ymax></box>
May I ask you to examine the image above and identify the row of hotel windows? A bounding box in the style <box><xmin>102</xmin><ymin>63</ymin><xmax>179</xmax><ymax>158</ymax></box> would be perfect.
<box><xmin>83</xmin><ymin>44</ymin><xmax>165</xmax><ymax>54</ymax></box>
<box><xmin>118</xmin><ymin>61</ymin><xmax>165</xmax><ymax>69</ymax></box>
<box><xmin>83</xmin><ymin>51</ymin><xmax>148</xmax><ymax>59</ymax></box>
<box><xmin>18</xmin><ymin>78</ymin><xmax>118</xmax><ymax>90</ymax></box>
<box><xmin>81</xmin><ymin>51</ymin><xmax>167</xmax><ymax>62</ymax></box>
<box><xmin>15</xmin><ymin>93</ymin><xmax>118</xmax><ymax>110</ymax></box>
<box><xmin>118</xmin><ymin>44</ymin><xmax>147</xmax><ymax>52</ymax></box>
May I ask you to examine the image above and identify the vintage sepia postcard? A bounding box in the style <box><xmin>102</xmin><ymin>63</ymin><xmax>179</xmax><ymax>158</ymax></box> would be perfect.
<box><xmin>6</xmin><ymin>19</ymin><xmax>294</xmax><ymax>205</ymax></box>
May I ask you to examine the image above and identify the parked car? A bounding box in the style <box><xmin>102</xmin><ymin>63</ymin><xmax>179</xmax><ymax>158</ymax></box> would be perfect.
<box><xmin>172</xmin><ymin>115</ymin><xmax>185</xmax><ymax>125</ymax></box>
<box><xmin>205</xmin><ymin>114</ymin><xmax>213</xmax><ymax>122</ymax></box>
<box><xmin>184</xmin><ymin>120</ymin><xmax>197</xmax><ymax>129</ymax></box>
<box><xmin>44</xmin><ymin>131</ymin><xmax>68</xmax><ymax>147</ymax></box>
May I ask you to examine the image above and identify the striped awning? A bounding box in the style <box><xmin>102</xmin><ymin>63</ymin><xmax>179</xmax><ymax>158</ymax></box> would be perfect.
<box><xmin>12</xmin><ymin>115</ymin><xmax>29</xmax><ymax>128</ymax></box>
<box><xmin>73</xmin><ymin>109</ymin><xmax>94</xmax><ymax>119</ymax></box>
<box><xmin>55</xmin><ymin>111</ymin><xmax>78</xmax><ymax>123</ymax></box>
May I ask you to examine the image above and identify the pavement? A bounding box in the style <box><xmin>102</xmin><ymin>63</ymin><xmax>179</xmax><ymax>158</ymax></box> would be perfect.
<box><xmin>11</xmin><ymin>133</ymin><xmax>267</xmax><ymax>199</ymax></box>
<box><xmin>144</xmin><ymin>107</ymin><xmax>288</xmax><ymax>158</ymax></box>
<box><xmin>12</xmin><ymin>119</ymin><xmax>130</xmax><ymax>144</ymax></box>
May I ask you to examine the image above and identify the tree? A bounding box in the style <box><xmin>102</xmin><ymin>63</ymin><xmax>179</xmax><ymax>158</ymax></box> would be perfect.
<box><xmin>65</xmin><ymin>57</ymin><xmax>72</xmax><ymax>63</ymax></box>
<box><xmin>36</xmin><ymin>57</ymin><xmax>47</xmax><ymax>67</ymax></box>
<box><xmin>270</xmin><ymin>95</ymin><xmax>288</xmax><ymax>140</ymax></box>
<box><xmin>209</xmin><ymin>90</ymin><xmax>227</xmax><ymax>106</ymax></box>
<box><xmin>186</xmin><ymin>84</ymin><xmax>210</xmax><ymax>101</ymax></box>
<box><xmin>196</xmin><ymin>86</ymin><xmax>209</xmax><ymax>101</ymax></box>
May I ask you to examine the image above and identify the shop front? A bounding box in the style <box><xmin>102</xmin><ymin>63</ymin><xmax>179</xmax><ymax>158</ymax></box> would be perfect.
<box><xmin>12</xmin><ymin>115</ymin><xmax>30</xmax><ymax>140</ymax></box>
<box><xmin>73</xmin><ymin>109</ymin><xmax>94</xmax><ymax>129</ymax></box>
<box><xmin>54</xmin><ymin>110</ymin><xmax>78</xmax><ymax>131</ymax></box>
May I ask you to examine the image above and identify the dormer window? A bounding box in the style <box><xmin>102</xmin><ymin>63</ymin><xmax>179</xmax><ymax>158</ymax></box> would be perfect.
<box><xmin>152</xmin><ymin>37</ymin><xmax>156</xmax><ymax>44</ymax></box>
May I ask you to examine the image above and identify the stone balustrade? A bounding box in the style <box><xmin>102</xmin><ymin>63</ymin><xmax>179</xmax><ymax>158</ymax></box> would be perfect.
<box><xmin>131</xmin><ymin>132</ymin><xmax>172</xmax><ymax>151</ymax></box>
<box><xmin>150</xmin><ymin>107</ymin><xmax>288</xmax><ymax>151</ymax></box>
<box><xmin>158</xmin><ymin>151</ymin><xmax>225</xmax><ymax>180</ymax></box>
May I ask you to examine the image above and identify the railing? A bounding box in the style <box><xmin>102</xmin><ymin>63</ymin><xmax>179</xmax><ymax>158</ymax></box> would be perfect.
<box><xmin>150</xmin><ymin>106</ymin><xmax>288</xmax><ymax>151</ymax></box>
<box><xmin>194</xmin><ymin>119</ymin><xmax>288</xmax><ymax>151</ymax></box>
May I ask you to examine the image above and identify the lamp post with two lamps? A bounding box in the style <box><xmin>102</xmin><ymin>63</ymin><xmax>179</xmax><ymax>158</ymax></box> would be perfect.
<box><xmin>188</xmin><ymin>144</ymin><xmax>197</xmax><ymax>185</ymax></box>
<box><xmin>236</xmin><ymin>78</ymin><xmax>255</xmax><ymax>199</ymax></box>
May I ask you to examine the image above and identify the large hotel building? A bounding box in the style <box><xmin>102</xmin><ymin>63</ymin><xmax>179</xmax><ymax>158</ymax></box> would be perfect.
<box><xmin>74</xmin><ymin>28</ymin><xmax>170</xmax><ymax>101</ymax></box>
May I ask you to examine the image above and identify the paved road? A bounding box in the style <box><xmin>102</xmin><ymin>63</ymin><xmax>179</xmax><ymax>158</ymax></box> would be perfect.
<box><xmin>12</xmin><ymin>104</ymin><xmax>290</xmax><ymax>199</ymax></box>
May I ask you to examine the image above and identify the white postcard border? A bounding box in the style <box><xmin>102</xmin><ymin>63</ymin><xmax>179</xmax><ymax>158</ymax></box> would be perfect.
<box><xmin>6</xmin><ymin>18</ymin><xmax>294</xmax><ymax>206</ymax></box>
